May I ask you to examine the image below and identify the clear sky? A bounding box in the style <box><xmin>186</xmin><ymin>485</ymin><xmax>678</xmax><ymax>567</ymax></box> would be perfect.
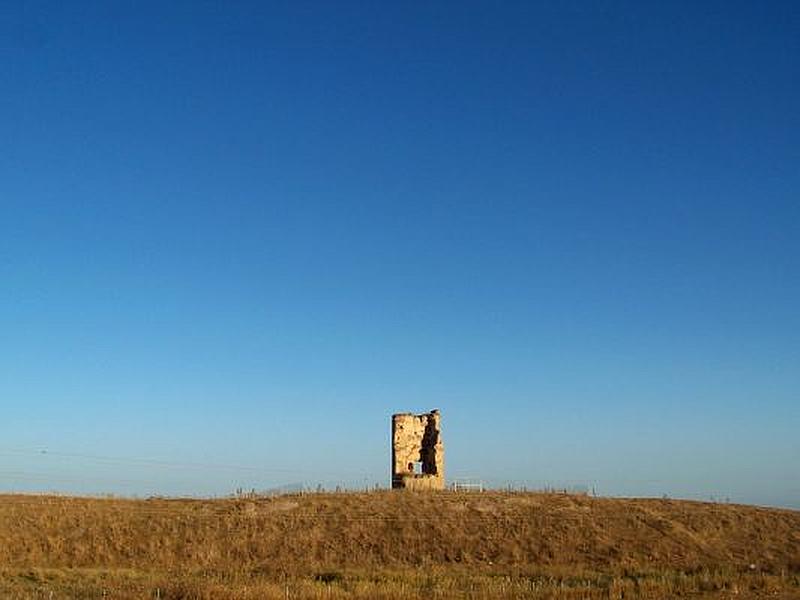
<box><xmin>1</xmin><ymin>1</ymin><xmax>798</xmax><ymax>507</ymax></box>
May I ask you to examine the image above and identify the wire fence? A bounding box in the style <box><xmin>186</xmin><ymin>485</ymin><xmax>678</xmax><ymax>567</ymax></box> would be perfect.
<box><xmin>1</xmin><ymin>444</ymin><xmax>797</xmax><ymax>508</ymax></box>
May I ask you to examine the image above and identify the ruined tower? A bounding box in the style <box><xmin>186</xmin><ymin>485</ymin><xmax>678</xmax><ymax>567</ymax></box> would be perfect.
<box><xmin>391</xmin><ymin>409</ymin><xmax>444</xmax><ymax>490</ymax></box>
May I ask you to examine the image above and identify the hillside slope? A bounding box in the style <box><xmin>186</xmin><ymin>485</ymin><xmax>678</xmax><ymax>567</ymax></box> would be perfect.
<box><xmin>1</xmin><ymin>491</ymin><xmax>798</xmax><ymax>599</ymax></box>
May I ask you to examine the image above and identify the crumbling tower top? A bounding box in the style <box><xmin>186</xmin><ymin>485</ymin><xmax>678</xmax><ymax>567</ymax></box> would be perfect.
<box><xmin>391</xmin><ymin>409</ymin><xmax>444</xmax><ymax>490</ymax></box>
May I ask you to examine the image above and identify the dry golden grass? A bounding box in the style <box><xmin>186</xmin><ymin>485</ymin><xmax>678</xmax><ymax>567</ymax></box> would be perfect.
<box><xmin>1</xmin><ymin>491</ymin><xmax>798</xmax><ymax>598</ymax></box>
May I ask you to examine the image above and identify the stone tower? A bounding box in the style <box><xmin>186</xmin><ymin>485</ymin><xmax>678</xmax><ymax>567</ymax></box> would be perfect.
<box><xmin>391</xmin><ymin>409</ymin><xmax>444</xmax><ymax>490</ymax></box>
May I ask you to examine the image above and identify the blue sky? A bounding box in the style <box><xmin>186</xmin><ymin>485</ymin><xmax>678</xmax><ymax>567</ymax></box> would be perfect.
<box><xmin>1</xmin><ymin>1</ymin><xmax>798</xmax><ymax>507</ymax></box>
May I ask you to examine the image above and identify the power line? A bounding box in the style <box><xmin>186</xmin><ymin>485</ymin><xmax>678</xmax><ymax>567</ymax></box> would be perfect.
<box><xmin>0</xmin><ymin>445</ymin><xmax>376</xmax><ymax>478</ymax></box>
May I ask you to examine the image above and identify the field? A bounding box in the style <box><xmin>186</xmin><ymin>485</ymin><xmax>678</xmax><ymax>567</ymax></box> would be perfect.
<box><xmin>1</xmin><ymin>491</ymin><xmax>798</xmax><ymax>599</ymax></box>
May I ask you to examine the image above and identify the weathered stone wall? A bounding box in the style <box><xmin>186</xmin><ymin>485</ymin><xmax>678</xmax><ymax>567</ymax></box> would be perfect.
<box><xmin>391</xmin><ymin>410</ymin><xmax>444</xmax><ymax>490</ymax></box>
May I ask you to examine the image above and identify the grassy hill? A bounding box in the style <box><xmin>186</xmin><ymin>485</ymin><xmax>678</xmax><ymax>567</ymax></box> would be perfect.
<box><xmin>1</xmin><ymin>491</ymin><xmax>798</xmax><ymax>598</ymax></box>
